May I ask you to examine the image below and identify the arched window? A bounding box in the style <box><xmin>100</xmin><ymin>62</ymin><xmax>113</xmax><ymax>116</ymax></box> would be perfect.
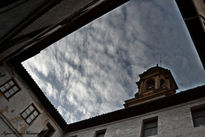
<box><xmin>146</xmin><ymin>79</ymin><xmax>155</xmax><ymax>90</ymax></box>
<box><xmin>160</xmin><ymin>79</ymin><xmax>166</xmax><ymax>88</ymax></box>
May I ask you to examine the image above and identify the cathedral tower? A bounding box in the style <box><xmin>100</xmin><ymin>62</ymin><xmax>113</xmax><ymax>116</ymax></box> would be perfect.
<box><xmin>124</xmin><ymin>65</ymin><xmax>178</xmax><ymax>108</ymax></box>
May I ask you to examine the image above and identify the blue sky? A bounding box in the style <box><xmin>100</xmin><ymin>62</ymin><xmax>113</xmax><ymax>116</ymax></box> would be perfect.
<box><xmin>22</xmin><ymin>0</ymin><xmax>205</xmax><ymax>123</ymax></box>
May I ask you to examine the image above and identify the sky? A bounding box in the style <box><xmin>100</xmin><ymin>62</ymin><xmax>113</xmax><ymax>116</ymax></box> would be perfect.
<box><xmin>22</xmin><ymin>0</ymin><xmax>205</xmax><ymax>124</ymax></box>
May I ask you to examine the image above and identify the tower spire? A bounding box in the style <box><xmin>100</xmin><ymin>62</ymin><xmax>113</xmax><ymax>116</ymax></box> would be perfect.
<box><xmin>124</xmin><ymin>66</ymin><xmax>178</xmax><ymax>108</ymax></box>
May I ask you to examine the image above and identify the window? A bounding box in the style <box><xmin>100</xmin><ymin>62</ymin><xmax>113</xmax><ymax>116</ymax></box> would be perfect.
<box><xmin>95</xmin><ymin>129</ymin><xmax>106</xmax><ymax>137</ymax></box>
<box><xmin>141</xmin><ymin>117</ymin><xmax>158</xmax><ymax>137</ymax></box>
<box><xmin>160</xmin><ymin>79</ymin><xmax>166</xmax><ymax>88</ymax></box>
<box><xmin>0</xmin><ymin>79</ymin><xmax>20</xmax><ymax>99</ymax></box>
<box><xmin>191</xmin><ymin>107</ymin><xmax>205</xmax><ymax>127</ymax></box>
<box><xmin>146</xmin><ymin>79</ymin><xmax>155</xmax><ymax>90</ymax></box>
<box><xmin>38</xmin><ymin>123</ymin><xmax>55</xmax><ymax>137</ymax></box>
<box><xmin>21</xmin><ymin>104</ymin><xmax>39</xmax><ymax>125</ymax></box>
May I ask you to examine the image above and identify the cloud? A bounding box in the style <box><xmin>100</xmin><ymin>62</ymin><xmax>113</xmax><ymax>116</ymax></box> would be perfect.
<box><xmin>22</xmin><ymin>0</ymin><xmax>205</xmax><ymax>123</ymax></box>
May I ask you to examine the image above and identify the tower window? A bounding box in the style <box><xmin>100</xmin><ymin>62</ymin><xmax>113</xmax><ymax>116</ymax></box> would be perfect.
<box><xmin>21</xmin><ymin>104</ymin><xmax>39</xmax><ymax>125</ymax></box>
<box><xmin>160</xmin><ymin>79</ymin><xmax>166</xmax><ymax>88</ymax></box>
<box><xmin>95</xmin><ymin>129</ymin><xmax>106</xmax><ymax>137</ymax></box>
<box><xmin>146</xmin><ymin>79</ymin><xmax>155</xmax><ymax>90</ymax></box>
<box><xmin>191</xmin><ymin>106</ymin><xmax>205</xmax><ymax>127</ymax></box>
<box><xmin>141</xmin><ymin>117</ymin><xmax>158</xmax><ymax>137</ymax></box>
<box><xmin>0</xmin><ymin>79</ymin><xmax>20</xmax><ymax>99</ymax></box>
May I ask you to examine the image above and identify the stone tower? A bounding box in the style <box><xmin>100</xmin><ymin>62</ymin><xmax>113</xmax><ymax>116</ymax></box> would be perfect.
<box><xmin>124</xmin><ymin>65</ymin><xmax>178</xmax><ymax>108</ymax></box>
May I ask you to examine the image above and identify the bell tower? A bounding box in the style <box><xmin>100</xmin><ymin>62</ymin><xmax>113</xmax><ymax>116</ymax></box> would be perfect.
<box><xmin>124</xmin><ymin>65</ymin><xmax>178</xmax><ymax>108</ymax></box>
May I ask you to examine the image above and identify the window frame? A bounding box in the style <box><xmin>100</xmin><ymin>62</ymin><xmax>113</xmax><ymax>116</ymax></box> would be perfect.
<box><xmin>146</xmin><ymin>79</ymin><xmax>155</xmax><ymax>91</ymax></box>
<box><xmin>191</xmin><ymin>105</ymin><xmax>205</xmax><ymax>127</ymax></box>
<box><xmin>160</xmin><ymin>79</ymin><xmax>166</xmax><ymax>89</ymax></box>
<box><xmin>94</xmin><ymin>129</ymin><xmax>106</xmax><ymax>137</ymax></box>
<box><xmin>141</xmin><ymin>117</ymin><xmax>158</xmax><ymax>137</ymax></box>
<box><xmin>20</xmin><ymin>103</ymin><xmax>40</xmax><ymax>125</ymax></box>
<box><xmin>0</xmin><ymin>79</ymin><xmax>20</xmax><ymax>100</ymax></box>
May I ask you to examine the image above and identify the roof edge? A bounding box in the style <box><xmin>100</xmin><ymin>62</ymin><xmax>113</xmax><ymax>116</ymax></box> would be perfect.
<box><xmin>66</xmin><ymin>85</ymin><xmax>205</xmax><ymax>132</ymax></box>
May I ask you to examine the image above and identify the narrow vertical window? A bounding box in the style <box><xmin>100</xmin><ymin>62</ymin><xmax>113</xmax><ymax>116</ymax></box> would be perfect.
<box><xmin>0</xmin><ymin>79</ymin><xmax>20</xmax><ymax>99</ymax></box>
<box><xmin>160</xmin><ymin>79</ymin><xmax>166</xmax><ymax>88</ymax></box>
<box><xmin>95</xmin><ymin>129</ymin><xmax>106</xmax><ymax>137</ymax></box>
<box><xmin>146</xmin><ymin>79</ymin><xmax>155</xmax><ymax>90</ymax></box>
<box><xmin>38</xmin><ymin>123</ymin><xmax>55</xmax><ymax>137</ymax></box>
<box><xmin>191</xmin><ymin>107</ymin><xmax>205</xmax><ymax>127</ymax></box>
<box><xmin>142</xmin><ymin>117</ymin><xmax>158</xmax><ymax>137</ymax></box>
<box><xmin>21</xmin><ymin>104</ymin><xmax>39</xmax><ymax>125</ymax></box>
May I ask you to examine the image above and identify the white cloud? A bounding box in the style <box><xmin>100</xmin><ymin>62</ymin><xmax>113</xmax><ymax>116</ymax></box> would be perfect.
<box><xmin>22</xmin><ymin>0</ymin><xmax>205</xmax><ymax>123</ymax></box>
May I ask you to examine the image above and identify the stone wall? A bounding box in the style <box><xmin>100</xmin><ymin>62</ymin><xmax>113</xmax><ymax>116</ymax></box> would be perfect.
<box><xmin>0</xmin><ymin>63</ymin><xmax>63</xmax><ymax>137</ymax></box>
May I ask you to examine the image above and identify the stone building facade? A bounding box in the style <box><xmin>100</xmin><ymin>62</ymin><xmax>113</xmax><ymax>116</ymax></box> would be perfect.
<box><xmin>0</xmin><ymin>63</ymin><xmax>65</xmax><ymax>137</ymax></box>
<box><xmin>65</xmin><ymin>98</ymin><xmax>205</xmax><ymax>137</ymax></box>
